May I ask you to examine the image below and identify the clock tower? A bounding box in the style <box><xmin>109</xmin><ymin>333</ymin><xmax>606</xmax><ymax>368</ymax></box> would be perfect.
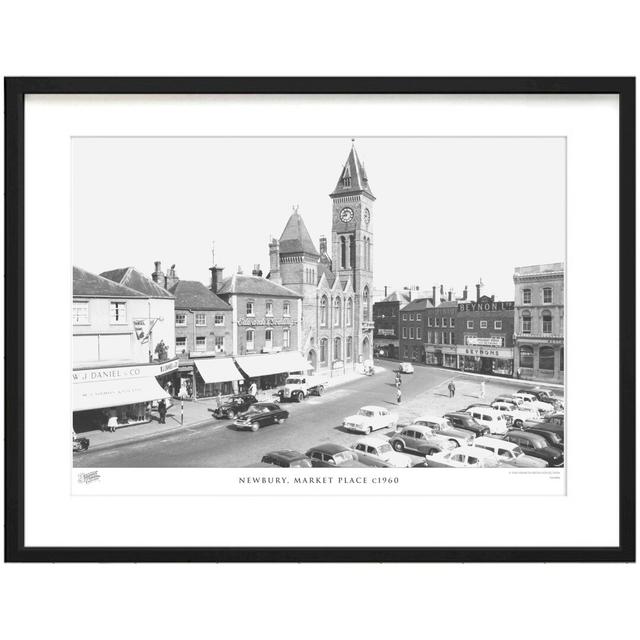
<box><xmin>330</xmin><ymin>142</ymin><xmax>375</xmax><ymax>361</ymax></box>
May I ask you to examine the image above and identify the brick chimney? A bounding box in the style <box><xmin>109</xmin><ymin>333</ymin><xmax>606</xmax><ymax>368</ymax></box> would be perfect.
<box><xmin>462</xmin><ymin>285</ymin><xmax>468</xmax><ymax>300</ymax></box>
<box><xmin>165</xmin><ymin>264</ymin><xmax>179</xmax><ymax>290</ymax></box>
<box><xmin>269</xmin><ymin>238</ymin><xmax>281</xmax><ymax>284</ymax></box>
<box><xmin>476</xmin><ymin>282</ymin><xmax>481</xmax><ymax>301</ymax></box>
<box><xmin>151</xmin><ymin>261</ymin><xmax>166</xmax><ymax>288</ymax></box>
<box><xmin>319</xmin><ymin>235</ymin><xmax>327</xmax><ymax>254</ymax></box>
<box><xmin>448</xmin><ymin>288</ymin><xmax>453</xmax><ymax>302</ymax></box>
<box><xmin>252</xmin><ymin>264</ymin><xmax>263</xmax><ymax>277</ymax></box>
<box><xmin>432</xmin><ymin>285</ymin><xmax>437</xmax><ymax>305</ymax></box>
<box><xmin>210</xmin><ymin>265</ymin><xmax>224</xmax><ymax>293</ymax></box>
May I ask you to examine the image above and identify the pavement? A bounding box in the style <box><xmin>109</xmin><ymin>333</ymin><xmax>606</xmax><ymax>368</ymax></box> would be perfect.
<box><xmin>75</xmin><ymin>361</ymin><xmax>563</xmax><ymax>468</ymax></box>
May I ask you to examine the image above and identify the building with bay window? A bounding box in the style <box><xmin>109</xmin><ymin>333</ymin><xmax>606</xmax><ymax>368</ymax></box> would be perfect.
<box><xmin>513</xmin><ymin>263</ymin><xmax>564</xmax><ymax>383</ymax></box>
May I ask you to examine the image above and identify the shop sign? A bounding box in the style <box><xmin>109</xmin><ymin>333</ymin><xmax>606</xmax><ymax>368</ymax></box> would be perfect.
<box><xmin>457</xmin><ymin>346</ymin><xmax>514</xmax><ymax>359</ymax></box>
<box><xmin>333</xmin><ymin>360</ymin><xmax>344</xmax><ymax>369</ymax></box>
<box><xmin>467</xmin><ymin>336</ymin><xmax>504</xmax><ymax>347</ymax></box>
<box><xmin>73</xmin><ymin>358</ymin><xmax>179</xmax><ymax>383</ymax></box>
<box><xmin>157</xmin><ymin>359</ymin><xmax>179</xmax><ymax>374</ymax></box>
<box><xmin>457</xmin><ymin>300</ymin><xmax>514</xmax><ymax>312</ymax></box>
<box><xmin>237</xmin><ymin>318</ymin><xmax>297</xmax><ymax>326</ymax></box>
<box><xmin>376</xmin><ymin>328</ymin><xmax>396</xmax><ymax>337</ymax></box>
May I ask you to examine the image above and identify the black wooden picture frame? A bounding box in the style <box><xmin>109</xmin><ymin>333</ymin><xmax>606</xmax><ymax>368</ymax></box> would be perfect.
<box><xmin>4</xmin><ymin>77</ymin><xmax>635</xmax><ymax>562</ymax></box>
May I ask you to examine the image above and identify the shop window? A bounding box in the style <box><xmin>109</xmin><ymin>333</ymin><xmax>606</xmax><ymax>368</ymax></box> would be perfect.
<box><xmin>265</xmin><ymin>329</ymin><xmax>273</xmax><ymax>349</ymax></box>
<box><xmin>320</xmin><ymin>338</ymin><xmax>328</xmax><ymax>364</ymax></box>
<box><xmin>320</xmin><ymin>296</ymin><xmax>328</xmax><ymax>326</ymax></box>
<box><xmin>523</xmin><ymin>288</ymin><xmax>531</xmax><ymax>304</ymax></box>
<box><xmin>521</xmin><ymin>312</ymin><xmax>531</xmax><ymax>334</ymax></box>
<box><xmin>543</xmin><ymin>287</ymin><xmax>553</xmax><ymax>304</ymax></box>
<box><xmin>110</xmin><ymin>301</ymin><xmax>127</xmax><ymax>324</ymax></box>
<box><xmin>466</xmin><ymin>320</ymin><xmax>474</xmax><ymax>329</ymax></box>
<box><xmin>246</xmin><ymin>329</ymin><xmax>255</xmax><ymax>351</ymax></box>
<box><xmin>283</xmin><ymin>329</ymin><xmax>290</xmax><ymax>349</ymax></box>
<box><xmin>480</xmin><ymin>320</ymin><xmax>487</xmax><ymax>329</ymax></box>
<box><xmin>195</xmin><ymin>336</ymin><xmax>206</xmax><ymax>352</ymax></box>
<box><xmin>214</xmin><ymin>336</ymin><xmax>224</xmax><ymax>352</ymax></box>
<box><xmin>283</xmin><ymin>301</ymin><xmax>290</xmax><ymax>317</ymax></box>
<box><xmin>346</xmin><ymin>336</ymin><xmax>353</xmax><ymax>360</ymax></box>
<box><xmin>539</xmin><ymin>346</ymin><xmax>555</xmax><ymax>370</ymax></box>
<box><xmin>176</xmin><ymin>337</ymin><xmax>187</xmax><ymax>353</ymax></box>
<box><xmin>266</xmin><ymin>302</ymin><xmax>273</xmax><ymax>317</ymax></box>
<box><xmin>334</xmin><ymin>297</ymin><xmax>341</xmax><ymax>327</ymax></box>
<box><xmin>72</xmin><ymin>301</ymin><xmax>89</xmax><ymax>325</ymax></box>
<box><xmin>246</xmin><ymin>301</ymin><xmax>255</xmax><ymax>317</ymax></box>
<box><xmin>346</xmin><ymin>299</ymin><xmax>353</xmax><ymax>326</ymax></box>
<box><xmin>494</xmin><ymin>320</ymin><xmax>502</xmax><ymax>330</ymax></box>
<box><xmin>334</xmin><ymin>337</ymin><xmax>342</xmax><ymax>360</ymax></box>
<box><xmin>195</xmin><ymin>313</ymin><xmax>206</xmax><ymax>326</ymax></box>
<box><xmin>519</xmin><ymin>346</ymin><xmax>534</xmax><ymax>368</ymax></box>
<box><xmin>542</xmin><ymin>311</ymin><xmax>552</xmax><ymax>334</ymax></box>
<box><xmin>214</xmin><ymin>314</ymin><xmax>225</xmax><ymax>326</ymax></box>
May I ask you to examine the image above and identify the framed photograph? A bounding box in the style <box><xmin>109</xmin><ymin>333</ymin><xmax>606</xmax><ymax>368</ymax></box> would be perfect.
<box><xmin>5</xmin><ymin>77</ymin><xmax>635</xmax><ymax>562</ymax></box>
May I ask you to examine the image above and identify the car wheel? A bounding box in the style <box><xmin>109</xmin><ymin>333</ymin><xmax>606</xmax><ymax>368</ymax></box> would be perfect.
<box><xmin>250</xmin><ymin>423</ymin><xmax>259</xmax><ymax>432</ymax></box>
<box><xmin>448</xmin><ymin>439</ymin><xmax>459</xmax><ymax>448</ymax></box>
<box><xmin>317</xmin><ymin>386</ymin><xmax>324</xmax><ymax>396</ymax></box>
<box><xmin>295</xmin><ymin>392</ymin><xmax>303</xmax><ymax>403</ymax></box>
<box><xmin>227</xmin><ymin>410</ymin><xmax>235</xmax><ymax>420</ymax></box>
<box><xmin>514</xmin><ymin>419</ymin><xmax>523</xmax><ymax>428</ymax></box>
<box><xmin>367</xmin><ymin>426</ymin><xmax>373</xmax><ymax>434</ymax></box>
<box><xmin>393</xmin><ymin>440</ymin><xmax>404</xmax><ymax>452</ymax></box>
<box><xmin>276</xmin><ymin>417</ymin><xmax>285</xmax><ymax>424</ymax></box>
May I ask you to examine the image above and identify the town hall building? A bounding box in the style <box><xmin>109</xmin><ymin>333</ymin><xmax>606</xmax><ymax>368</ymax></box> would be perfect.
<box><xmin>267</xmin><ymin>143</ymin><xmax>375</xmax><ymax>374</ymax></box>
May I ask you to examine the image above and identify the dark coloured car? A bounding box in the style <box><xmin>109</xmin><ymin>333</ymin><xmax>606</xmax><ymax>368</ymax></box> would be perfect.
<box><xmin>524</xmin><ymin>420</ymin><xmax>564</xmax><ymax>445</ymax></box>
<box><xmin>540</xmin><ymin>412</ymin><xmax>564</xmax><ymax>427</ymax></box>
<box><xmin>233</xmin><ymin>402</ymin><xmax>289</xmax><ymax>432</ymax></box>
<box><xmin>73</xmin><ymin>435</ymin><xmax>90</xmax><ymax>452</ymax></box>
<box><xmin>261</xmin><ymin>450</ymin><xmax>312</xmax><ymax>468</ymax></box>
<box><xmin>524</xmin><ymin>426</ymin><xmax>564</xmax><ymax>451</ymax></box>
<box><xmin>502</xmin><ymin>430</ymin><xmax>564</xmax><ymax>467</ymax></box>
<box><xmin>209</xmin><ymin>394</ymin><xmax>258</xmax><ymax>420</ymax></box>
<box><xmin>443</xmin><ymin>412</ymin><xmax>490</xmax><ymax>437</ymax></box>
<box><xmin>305</xmin><ymin>444</ymin><xmax>368</xmax><ymax>468</ymax></box>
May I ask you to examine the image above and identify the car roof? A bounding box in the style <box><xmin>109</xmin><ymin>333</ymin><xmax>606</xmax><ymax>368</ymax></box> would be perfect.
<box><xmin>442</xmin><ymin>445</ymin><xmax>495</xmax><ymax>458</ymax></box>
<box><xmin>308</xmin><ymin>443</ymin><xmax>350</xmax><ymax>454</ymax></box>
<box><xmin>265</xmin><ymin>449</ymin><xmax>306</xmax><ymax>460</ymax></box>
<box><xmin>508</xmin><ymin>430</ymin><xmax>546</xmax><ymax>443</ymax></box>
<box><xmin>360</xmin><ymin>405</ymin><xmax>386</xmax><ymax>411</ymax></box>
<box><xmin>414</xmin><ymin>415</ymin><xmax>446</xmax><ymax>423</ymax></box>
<box><xmin>444</xmin><ymin>412</ymin><xmax>472</xmax><ymax>419</ymax></box>
<box><xmin>467</xmin><ymin>405</ymin><xmax>501</xmax><ymax>413</ymax></box>
<box><xmin>474</xmin><ymin>436</ymin><xmax>518</xmax><ymax>449</ymax></box>
<box><xmin>355</xmin><ymin>436</ymin><xmax>390</xmax><ymax>447</ymax></box>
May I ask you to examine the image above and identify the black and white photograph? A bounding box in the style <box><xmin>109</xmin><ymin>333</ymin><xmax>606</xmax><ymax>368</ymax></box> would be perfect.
<box><xmin>71</xmin><ymin>135</ymin><xmax>566</xmax><ymax>475</ymax></box>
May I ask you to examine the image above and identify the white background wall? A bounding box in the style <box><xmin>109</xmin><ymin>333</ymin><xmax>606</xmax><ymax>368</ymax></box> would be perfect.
<box><xmin>1</xmin><ymin>3</ymin><xmax>638</xmax><ymax>640</ymax></box>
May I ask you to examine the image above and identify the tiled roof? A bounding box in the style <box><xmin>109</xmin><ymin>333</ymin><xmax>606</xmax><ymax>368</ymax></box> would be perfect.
<box><xmin>168</xmin><ymin>280</ymin><xmax>232</xmax><ymax>310</ymax></box>
<box><xmin>330</xmin><ymin>144</ymin><xmax>375</xmax><ymax>199</ymax></box>
<box><xmin>73</xmin><ymin>266</ymin><xmax>147</xmax><ymax>298</ymax></box>
<box><xmin>382</xmin><ymin>290</ymin><xmax>411</xmax><ymax>303</ymax></box>
<box><xmin>278</xmin><ymin>210</ymin><xmax>319</xmax><ymax>256</ymax></box>
<box><xmin>100</xmin><ymin>267</ymin><xmax>174</xmax><ymax>299</ymax></box>
<box><xmin>217</xmin><ymin>273</ymin><xmax>302</xmax><ymax>298</ymax></box>
<box><xmin>437</xmin><ymin>301</ymin><xmax>459</xmax><ymax>308</ymax></box>
<box><xmin>317</xmin><ymin>262</ymin><xmax>336</xmax><ymax>287</ymax></box>
<box><xmin>402</xmin><ymin>298</ymin><xmax>435</xmax><ymax>312</ymax></box>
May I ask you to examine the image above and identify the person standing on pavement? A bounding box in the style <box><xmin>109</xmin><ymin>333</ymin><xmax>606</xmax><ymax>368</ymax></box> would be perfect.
<box><xmin>396</xmin><ymin>386</ymin><xmax>402</xmax><ymax>404</ymax></box>
<box><xmin>158</xmin><ymin>399</ymin><xmax>167</xmax><ymax>424</ymax></box>
<box><xmin>448</xmin><ymin>381</ymin><xmax>456</xmax><ymax>398</ymax></box>
<box><xmin>249</xmin><ymin>381</ymin><xmax>258</xmax><ymax>397</ymax></box>
<box><xmin>216</xmin><ymin>391</ymin><xmax>222</xmax><ymax>409</ymax></box>
<box><xmin>479</xmin><ymin>380</ymin><xmax>486</xmax><ymax>399</ymax></box>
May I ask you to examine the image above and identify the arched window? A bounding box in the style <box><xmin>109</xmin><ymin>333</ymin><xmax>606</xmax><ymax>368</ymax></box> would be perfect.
<box><xmin>519</xmin><ymin>345</ymin><xmax>533</xmax><ymax>368</ymax></box>
<box><xmin>334</xmin><ymin>297</ymin><xmax>341</xmax><ymax>327</ymax></box>
<box><xmin>345</xmin><ymin>298</ymin><xmax>353</xmax><ymax>326</ymax></box>
<box><xmin>346</xmin><ymin>336</ymin><xmax>353</xmax><ymax>360</ymax></box>
<box><xmin>539</xmin><ymin>346</ymin><xmax>555</xmax><ymax>371</ymax></box>
<box><xmin>362</xmin><ymin>286</ymin><xmax>370</xmax><ymax>322</ymax></box>
<box><xmin>349</xmin><ymin>235</ymin><xmax>355</xmax><ymax>268</ymax></box>
<box><xmin>320</xmin><ymin>338</ymin><xmax>328</xmax><ymax>364</ymax></box>
<box><xmin>340</xmin><ymin>236</ymin><xmax>346</xmax><ymax>269</ymax></box>
<box><xmin>542</xmin><ymin>311</ymin><xmax>552</xmax><ymax>334</ymax></box>
<box><xmin>334</xmin><ymin>337</ymin><xmax>342</xmax><ymax>361</ymax></box>
<box><xmin>320</xmin><ymin>296</ymin><xmax>328</xmax><ymax>326</ymax></box>
<box><xmin>521</xmin><ymin>311</ymin><xmax>531</xmax><ymax>334</ymax></box>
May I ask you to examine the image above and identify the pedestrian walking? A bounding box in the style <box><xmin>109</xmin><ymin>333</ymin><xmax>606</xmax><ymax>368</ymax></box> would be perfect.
<box><xmin>216</xmin><ymin>391</ymin><xmax>223</xmax><ymax>409</ymax></box>
<box><xmin>516</xmin><ymin>367</ymin><xmax>522</xmax><ymax>379</ymax></box>
<box><xmin>448</xmin><ymin>381</ymin><xmax>456</xmax><ymax>398</ymax></box>
<box><xmin>158</xmin><ymin>399</ymin><xmax>167</xmax><ymax>424</ymax></box>
<box><xmin>249</xmin><ymin>381</ymin><xmax>258</xmax><ymax>397</ymax></box>
<box><xmin>396</xmin><ymin>386</ymin><xmax>402</xmax><ymax>404</ymax></box>
<box><xmin>479</xmin><ymin>380</ymin><xmax>486</xmax><ymax>399</ymax></box>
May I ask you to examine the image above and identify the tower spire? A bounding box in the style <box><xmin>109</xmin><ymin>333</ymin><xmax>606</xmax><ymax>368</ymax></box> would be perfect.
<box><xmin>330</xmin><ymin>141</ymin><xmax>375</xmax><ymax>199</ymax></box>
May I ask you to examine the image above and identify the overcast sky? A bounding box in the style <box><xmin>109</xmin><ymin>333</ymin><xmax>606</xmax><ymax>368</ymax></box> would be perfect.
<box><xmin>72</xmin><ymin>136</ymin><xmax>565</xmax><ymax>300</ymax></box>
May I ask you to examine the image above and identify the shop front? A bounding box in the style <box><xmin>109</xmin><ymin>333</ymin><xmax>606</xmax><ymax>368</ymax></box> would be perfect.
<box><xmin>194</xmin><ymin>357</ymin><xmax>243</xmax><ymax>398</ymax></box>
<box><xmin>234</xmin><ymin>351</ymin><xmax>311</xmax><ymax>391</ymax></box>
<box><xmin>425</xmin><ymin>346</ymin><xmax>441</xmax><ymax>366</ymax></box>
<box><xmin>441</xmin><ymin>345</ymin><xmax>457</xmax><ymax>369</ymax></box>
<box><xmin>72</xmin><ymin>361</ymin><xmax>176</xmax><ymax>433</ymax></box>
<box><xmin>456</xmin><ymin>345</ymin><xmax>514</xmax><ymax>377</ymax></box>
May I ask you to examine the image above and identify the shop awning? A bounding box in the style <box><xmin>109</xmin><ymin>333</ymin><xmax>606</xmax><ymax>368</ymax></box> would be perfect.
<box><xmin>235</xmin><ymin>352</ymin><xmax>311</xmax><ymax>378</ymax></box>
<box><xmin>194</xmin><ymin>358</ymin><xmax>243</xmax><ymax>384</ymax></box>
<box><xmin>73</xmin><ymin>376</ymin><xmax>170</xmax><ymax>412</ymax></box>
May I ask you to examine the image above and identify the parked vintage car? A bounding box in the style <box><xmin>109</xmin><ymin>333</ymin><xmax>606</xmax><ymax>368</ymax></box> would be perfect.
<box><xmin>343</xmin><ymin>405</ymin><xmax>398</xmax><ymax>434</ymax></box>
<box><xmin>410</xmin><ymin>416</ymin><xmax>475</xmax><ymax>447</ymax></box>
<box><xmin>443</xmin><ymin>412</ymin><xmax>489</xmax><ymax>437</ymax></box>
<box><xmin>352</xmin><ymin>436</ymin><xmax>413</xmax><ymax>468</ymax></box>
<box><xmin>305</xmin><ymin>444</ymin><xmax>368</xmax><ymax>468</ymax></box>
<box><xmin>471</xmin><ymin>436</ymin><xmax>548</xmax><ymax>468</ymax></box>
<box><xmin>424</xmin><ymin>446</ymin><xmax>501</xmax><ymax>468</ymax></box>
<box><xmin>495</xmin><ymin>394</ymin><xmax>525</xmax><ymax>407</ymax></box>
<box><xmin>513</xmin><ymin>392</ymin><xmax>555</xmax><ymax>414</ymax></box>
<box><xmin>523</xmin><ymin>426</ymin><xmax>564</xmax><ymax>451</ymax></box>
<box><xmin>233</xmin><ymin>402</ymin><xmax>289</xmax><ymax>431</ymax></box>
<box><xmin>399</xmin><ymin>362</ymin><xmax>415</xmax><ymax>374</ymax></box>
<box><xmin>72</xmin><ymin>434</ymin><xmax>90</xmax><ymax>452</ymax></box>
<box><xmin>502</xmin><ymin>430</ymin><xmax>564</xmax><ymax>467</ymax></box>
<box><xmin>464</xmin><ymin>406</ymin><xmax>510</xmax><ymax>435</ymax></box>
<box><xmin>524</xmin><ymin>419</ymin><xmax>565</xmax><ymax>445</ymax></box>
<box><xmin>518</xmin><ymin>387</ymin><xmax>563</xmax><ymax>406</ymax></box>
<box><xmin>539</xmin><ymin>412</ymin><xmax>565</xmax><ymax>427</ymax></box>
<box><xmin>389</xmin><ymin>424</ymin><xmax>457</xmax><ymax>456</ymax></box>
<box><xmin>490</xmin><ymin>401</ymin><xmax>538</xmax><ymax>428</ymax></box>
<box><xmin>209</xmin><ymin>394</ymin><xmax>258</xmax><ymax>419</ymax></box>
<box><xmin>260</xmin><ymin>450</ymin><xmax>312</xmax><ymax>468</ymax></box>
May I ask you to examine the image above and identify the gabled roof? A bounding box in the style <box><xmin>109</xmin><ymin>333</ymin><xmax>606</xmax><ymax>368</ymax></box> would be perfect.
<box><xmin>100</xmin><ymin>266</ymin><xmax>174</xmax><ymax>299</ymax></box>
<box><xmin>382</xmin><ymin>290</ymin><xmax>411</xmax><ymax>304</ymax></box>
<box><xmin>217</xmin><ymin>273</ymin><xmax>302</xmax><ymax>298</ymax></box>
<box><xmin>437</xmin><ymin>301</ymin><xmax>458</xmax><ymax>308</ymax></box>
<box><xmin>168</xmin><ymin>280</ymin><xmax>232</xmax><ymax>310</ymax></box>
<box><xmin>316</xmin><ymin>263</ymin><xmax>336</xmax><ymax>288</ymax></box>
<box><xmin>402</xmin><ymin>298</ymin><xmax>435</xmax><ymax>312</ymax></box>
<box><xmin>73</xmin><ymin>266</ymin><xmax>147</xmax><ymax>298</ymax></box>
<box><xmin>278</xmin><ymin>210</ymin><xmax>319</xmax><ymax>256</ymax></box>
<box><xmin>330</xmin><ymin>143</ymin><xmax>375</xmax><ymax>199</ymax></box>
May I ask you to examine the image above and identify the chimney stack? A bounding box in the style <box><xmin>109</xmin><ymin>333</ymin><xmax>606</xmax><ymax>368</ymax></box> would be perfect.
<box><xmin>210</xmin><ymin>265</ymin><xmax>224</xmax><ymax>293</ymax></box>
<box><xmin>269</xmin><ymin>238</ymin><xmax>281</xmax><ymax>285</ymax></box>
<box><xmin>476</xmin><ymin>283</ymin><xmax>481</xmax><ymax>301</ymax></box>
<box><xmin>384</xmin><ymin>285</ymin><xmax>388</xmax><ymax>297</ymax></box>
<box><xmin>165</xmin><ymin>264</ymin><xmax>179</xmax><ymax>290</ymax></box>
<box><xmin>432</xmin><ymin>285</ymin><xmax>436</xmax><ymax>305</ymax></box>
<box><xmin>448</xmin><ymin>288</ymin><xmax>453</xmax><ymax>302</ymax></box>
<box><xmin>252</xmin><ymin>264</ymin><xmax>263</xmax><ymax>277</ymax></box>
<box><xmin>319</xmin><ymin>235</ymin><xmax>327</xmax><ymax>254</ymax></box>
<box><xmin>463</xmin><ymin>285</ymin><xmax>468</xmax><ymax>300</ymax></box>
<box><xmin>151</xmin><ymin>261</ymin><xmax>166</xmax><ymax>288</ymax></box>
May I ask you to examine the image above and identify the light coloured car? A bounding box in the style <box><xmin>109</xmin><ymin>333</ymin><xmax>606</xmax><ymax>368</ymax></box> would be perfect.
<box><xmin>411</xmin><ymin>416</ymin><xmax>475</xmax><ymax>446</ymax></box>
<box><xmin>471</xmin><ymin>436</ymin><xmax>548</xmax><ymax>468</ymax></box>
<box><xmin>389</xmin><ymin>424</ymin><xmax>457</xmax><ymax>456</ymax></box>
<box><xmin>513</xmin><ymin>392</ymin><xmax>555</xmax><ymax>414</ymax></box>
<box><xmin>491</xmin><ymin>401</ymin><xmax>539</xmax><ymax>428</ymax></box>
<box><xmin>399</xmin><ymin>362</ymin><xmax>415</xmax><ymax>374</ymax></box>
<box><xmin>343</xmin><ymin>405</ymin><xmax>398</xmax><ymax>434</ymax></box>
<box><xmin>424</xmin><ymin>445</ymin><xmax>501</xmax><ymax>468</ymax></box>
<box><xmin>465</xmin><ymin>406</ymin><xmax>510</xmax><ymax>435</ymax></box>
<box><xmin>352</xmin><ymin>436</ymin><xmax>413</xmax><ymax>468</ymax></box>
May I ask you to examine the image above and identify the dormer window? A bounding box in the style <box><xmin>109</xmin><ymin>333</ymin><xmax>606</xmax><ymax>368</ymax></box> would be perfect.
<box><xmin>343</xmin><ymin>176</ymin><xmax>351</xmax><ymax>187</ymax></box>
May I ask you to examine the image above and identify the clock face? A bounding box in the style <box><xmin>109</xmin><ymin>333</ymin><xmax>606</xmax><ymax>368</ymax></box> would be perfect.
<box><xmin>364</xmin><ymin>208</ymin><xmax>371</xmax><ymax>225</ymax></box>
<box><xmin>339</xmin><ymin>207</ymin><xmax>354</xmax><ymax>223</ymax></box>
